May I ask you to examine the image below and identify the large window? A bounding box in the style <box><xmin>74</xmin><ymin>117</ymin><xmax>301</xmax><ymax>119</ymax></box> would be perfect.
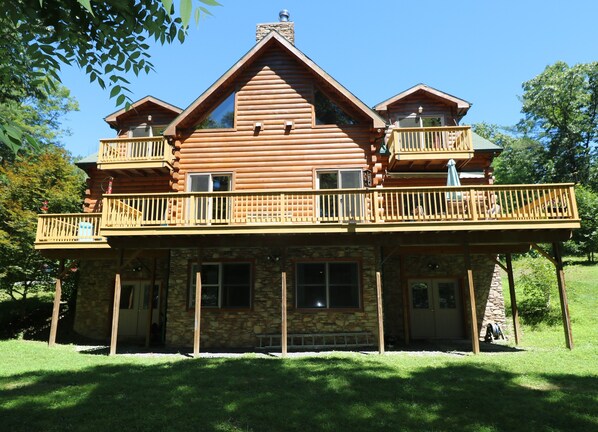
<box><xmin>195</xmin><ymin>92</ymin><xmax>235</xmax><ymax>129</ymax></box>
<box><xmin>189</xmin><ymin>263</ymin><xmax>251</xmax><ymax>308</ymax></box>
<box><xmin>314</xmin><ymin>88</ymin><xmax>356</xmax><ymax>125</ymax></box>
<box><xmin>296</xmin><ymin>262</ymin><xmax>360</xmax><ymax>309</ymax></box>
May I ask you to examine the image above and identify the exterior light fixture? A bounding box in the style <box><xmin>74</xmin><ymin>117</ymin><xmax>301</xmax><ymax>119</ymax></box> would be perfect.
<box><xmin>147</xmin><ymin>115</ymin><xmax>152</xmax><ymax>122</ymax></box>
<box><xmin>284</xmin><ymin>120</ymin><xmax>294</xmax><ymax>129</ymax></box>
<box><xmin>254</xmin><ymin>122</ymin><xmax>263</xmax><ymax>131</ymax></box>
<box><xmin>418</xmin><ymin>106</ymin><xmax>423</xmax><ymax>114</ymax></box>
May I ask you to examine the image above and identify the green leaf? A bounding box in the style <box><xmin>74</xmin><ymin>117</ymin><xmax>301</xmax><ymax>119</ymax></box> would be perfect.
<box><xmin>194</xmin><ymin>7</ymin><xmax>201</xmax><ymax>24</ymax></box>
<box><xmin>161</xmin><ymin>0</ymin><xmax>174</xmax><ymax>12</ymax></box>
<box><xmin>109</xmin><ymin>85</ymin><xmax>121</xmax><ymax>99</ymax></box>
<box><xmin>77</xmin><ymin>0</ymin><xmax>94</xmax><ymax>15</ymax></box>
<box><xmin>180</xmin><ymin>0</ymin><xmax>192</xmax><ymax>28</ymax></box>
<box><xmin>199</xmin><ymin>0</ymin><xmax>221</xmax><ymax>6</ymax></box>
<box><xmin>116</xmin><ymin>94</ymin><xmax>126</xmax><ymax>106</ymax></box>
<box><xmin>177</xmin><ymin>28</ymin><xmax>185</xmax><ymax>44</ymax></box>
<box><xmin>24</xmin><ymin>135</ymin><xmax>41</xmax><ymax>152</ymax></box>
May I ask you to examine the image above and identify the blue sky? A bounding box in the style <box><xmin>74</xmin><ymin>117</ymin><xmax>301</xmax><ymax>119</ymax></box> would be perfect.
<box><xmin>60</xmin><ymin>0</ymin><xmax>598</xmax><ymax>157</ymax></box>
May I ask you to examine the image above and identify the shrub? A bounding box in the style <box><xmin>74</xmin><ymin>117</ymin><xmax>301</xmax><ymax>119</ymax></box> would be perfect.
<box><xmin>516</xmin><ymin>255</ymin><xmax>559</xmax><ymax>325</ymax></box>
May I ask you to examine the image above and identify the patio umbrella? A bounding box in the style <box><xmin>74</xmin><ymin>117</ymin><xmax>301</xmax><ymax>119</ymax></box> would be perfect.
<box><xmin>446</xmin><ymin>159</ymin><xmax>462</xmax><ymax>200</ymax></box>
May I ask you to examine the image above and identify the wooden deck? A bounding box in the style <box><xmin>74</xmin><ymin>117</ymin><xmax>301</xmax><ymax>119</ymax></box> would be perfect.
<box><xmin>35</xmin><ymin>184</ymin><xmax>579</xmax><ymax>246</ymax></box>
<box><xmin>388</xmin><ymin>126</ymin><xmax>474</xmax><ymax>169</ymax></box>
<box><xmin>97</xmin><ymin>137</ymin><xmax>174</xmax><ymax>175</ymax></box>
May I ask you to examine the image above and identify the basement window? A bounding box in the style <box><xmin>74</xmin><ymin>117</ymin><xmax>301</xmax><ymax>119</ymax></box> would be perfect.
<box><xmin>195</xmin><ymin>92</ymin><xmax>235</xmax><ymax>129</ymax></box>
<box><xmin>189</xmin><ymin>262</ymin><xmax>251</xmax><ymax>309</ymax></box>
<box><xmin>296</xmin><ymin>262</ymin><xmax>360</xmax><ymax>309</ymax></box>
<box><xmin>314</xmin><ymin>88</ymin><xmax>356</xmax><ymax>125</ymax></box>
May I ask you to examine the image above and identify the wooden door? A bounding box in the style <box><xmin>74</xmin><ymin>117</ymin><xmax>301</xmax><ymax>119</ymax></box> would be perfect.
<box><xmin>409</xmin><ymin>278</ymin><xmax>463</xmax><ymax>339</ymax></box>
<box><xmin>118</xmin><ymin>281</ymin><xmax>160</xmax><ymax>340</ymax></box>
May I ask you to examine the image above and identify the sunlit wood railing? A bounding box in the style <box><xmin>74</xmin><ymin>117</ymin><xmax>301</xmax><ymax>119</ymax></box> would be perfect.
<box><xmin>388</xmin><ymin>126</ymin><xmax>473</xmax><ymax>155</ymax></box>
<box><xmin>98</xmin><ymin>137</ymin><xmax>173</xmax><ymax>165</ymax></box>
<box><xmin>36</xmin><ymin>213</ymin><xmax>105</xmax><ymax>244</ymax></box>
<box><xmin>101</xmin><ymin>184</ymin><xmax>578</xmax><ymax>230</ymax></box>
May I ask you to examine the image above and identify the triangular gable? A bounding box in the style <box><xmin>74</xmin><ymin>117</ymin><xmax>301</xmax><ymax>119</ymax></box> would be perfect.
<box><xmin>104</xmin><ymin>96</ymin><xmax>183</xmax><ymax>127</ymax></box>
<box><xmin>374</xmin><ymin>84</ymin><xmax>471</xmax><ymax>115</ymax></box>
<box><xmin>164</xmin><ymin>31</ymin><xmax>386</xmax><ymax>136</ymax></box>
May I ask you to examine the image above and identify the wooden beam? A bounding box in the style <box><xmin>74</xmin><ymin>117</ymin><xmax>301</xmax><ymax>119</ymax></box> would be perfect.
<box><xmin>400</xmin><ymin>254</ymin><xmax>410</xmax><ymax>345</ymax></box>
<box><xmin>531</xmin><ymin>243</ymin><xmax>557</xmax><ymax>266</ymax></box>
<box><xmin>193</xmin><ymin>249</ymin><xmax>203</xmax><ymax>357</ymax></box>
<box><xmin>110</xmin><ymin>249</ymin><xmax>124</xmax><ymax>356</ymax></box>
<box><xmin>145</xmin><ymin>257</ymin><xmax>158</xmax><ymax>348</ymax></box>
<box><xmin>505</xmin><ymin>253</ymin><xmax>521</xmax><ymax>345</ymax></box>
<box><xmin>48</xmin><ymin>259</ymin><xmax>65</xmax><ymax>347</ymax></box>
<box><xmin>281</xmin><ymin>271</ymin><xmax>288</xmax><ymax>358</ymax></box>
<box><xmin>464</xmin><ymin>247</ymin><xmax>480</xmax><ymax>354</ymax></box>
<box><xmin>553</xmin><ymin>242</ymin><xmax>574</xmax><ymax>350</ymax></box>
<box><xmin>376</xmin><ymin>270</ymin><xmax>385</xmax><ymax>354</ymax></box>
<box><xmin>489</xmin><ymin>255</ymin><xmax>508</xmax><ymax>273</ymax></box>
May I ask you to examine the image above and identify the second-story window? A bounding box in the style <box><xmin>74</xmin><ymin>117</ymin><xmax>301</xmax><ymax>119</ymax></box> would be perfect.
<box><xmin>314</xmin><ymin>88</ymin><xmax>356</xmax><ymax>125</ymax></box>
<box><xmin>195</xmin><ymin>92</ymin><xmax>235</xmax><ymax>129</ymax></box>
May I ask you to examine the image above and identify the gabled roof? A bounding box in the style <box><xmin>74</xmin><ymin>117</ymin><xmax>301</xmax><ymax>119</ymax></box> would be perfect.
<box><xmin>164</xmin><ymin>31</ymin><xmax>386</xmax><ymax>135</ymax></box>
<box><xmin>104</xmin><ymin>96</ymin><xmax>183</xmax><ymax>127</ymax></box>
<box><xmin>374</xmin><ymin>84</ymin><xmax>471</xmax><ymax>115</ymax></box>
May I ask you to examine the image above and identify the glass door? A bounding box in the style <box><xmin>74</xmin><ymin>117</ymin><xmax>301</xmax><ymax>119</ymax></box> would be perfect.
<box><xmin>189</xmin><ymin>173</ymin><xmax>231</xmax><ymax>224</ymax></box>
<box><xmin>409</xmin><ymin>278</ymin><xmax>463</xmax><ymax>339</ymax></box>
<box><xmin>317</xmin><ymin>170</ymin><xmax>363</xmax><ymax>222</ymax></box>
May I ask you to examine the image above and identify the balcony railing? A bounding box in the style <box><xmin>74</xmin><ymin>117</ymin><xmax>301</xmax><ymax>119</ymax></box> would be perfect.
<box><xmin>97</xmin><ymin>137</ymin><xmax>174</xmax><ymax>170</ymax></box>
<box><xmin>387</xmin><ymin>126</ymin><xmax>474</xmax><ymax>166</ymax></box>
<box><xmin>36</xmin><ymin>213</ymin><xmax>107</xmax><ymax>247</ymax></box>
<box><xmin>100</xmin><ymin>184</ymin><xmax>578</xmax><ymax>231</ymax></box>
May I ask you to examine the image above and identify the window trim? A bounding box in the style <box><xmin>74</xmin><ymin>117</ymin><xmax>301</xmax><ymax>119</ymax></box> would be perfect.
<box><xmin>294</xmin><ymin>260</ymin><xmax>362</xmax><ymax>310</ymax></box>
<box><xmin>194</xmin><ymin>90</ymin><xmax>237</xmax><ymax>131</ymax></box>
<box><xmin>188</xmin><ymin>261</ymin><xmax>253</xmax><ymax>310</ymax></box>
<box><xmin>311</xmin><ymin>86</ymin><xmax>360</xmax><ymax>127</ymax></box>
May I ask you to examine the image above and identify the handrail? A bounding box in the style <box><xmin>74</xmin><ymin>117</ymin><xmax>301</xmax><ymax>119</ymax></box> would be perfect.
<box><xmin>98</xmin><ymin>137</ymin><xmax>172</xmax><ymax>164</ymax></box>
<box><xmin>36</xmin><ymin>213</ymin><xmax>105</xmax><ymax>243</ymax></box>
<box><xmin>101</xmin><ymin>184</ymin><xmax>578</xmax><ymax>228</ymax></box>
<box><xmin>388</xmin><ymin>125</ymin><xmax>473</xmax><ymax>154</ymax></box>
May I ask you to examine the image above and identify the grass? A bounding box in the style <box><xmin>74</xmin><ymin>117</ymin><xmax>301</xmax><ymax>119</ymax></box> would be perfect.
<box><xmin>1</xmin><ymin>259</ymin><xmax>597</xmax><ymax>432</ymax></box>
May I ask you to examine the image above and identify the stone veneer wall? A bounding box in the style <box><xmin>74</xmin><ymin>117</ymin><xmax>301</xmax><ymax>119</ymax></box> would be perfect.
<box><xmin>165</xmin><ymin>246</ymin><xmax>379</xmax><ymax>348</ymax></box>
<box><xmin>382</xmin><ymin>252</ymin><xmax>506</xmax><ymax>342</ymax></box>
<box><xmin>74</xmin><ymin>257</ymin><xmax>169</xmax><ymax>341</ymax></box>
<box><xmin>256</xmin><ymin>22</ymin><xmax>295</xmax><ymax>44</ymax></box>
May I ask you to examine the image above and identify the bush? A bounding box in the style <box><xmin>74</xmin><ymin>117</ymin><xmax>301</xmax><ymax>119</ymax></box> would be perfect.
<box><xmin>516</xmin><ymin>255</ymin><xmax>559</xmax><ymax>325</ymax></box>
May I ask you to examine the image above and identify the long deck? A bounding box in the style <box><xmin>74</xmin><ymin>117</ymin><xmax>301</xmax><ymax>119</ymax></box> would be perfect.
<box><xmin>35</xmin><ymin>184</ymin><xmax>579</xmax><ymax>248</ymax></box>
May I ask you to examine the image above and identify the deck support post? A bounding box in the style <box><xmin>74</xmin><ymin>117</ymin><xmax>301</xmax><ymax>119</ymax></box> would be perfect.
<box><xmin>399</xmin><ymin>254</ymin><xmax>410</xmax><ymax>345</ymax></box>
<box><xmin>145</xmin><ymin>257</ymin><xmax>158</xmax><ymax>348</ymax></box>
<box><xmin>376</xmin><ymin>270</ymin><xmax>385</xmax><ymax>354</ymax></box>
<box><xmin>281</xmin><ymin>271</ymin><xmax>287</xmax><ymax>358</ymax></box>
<box><xmin>110</xmin><ymin>250</ymin><xmax>124</xmax><ymax>356</ymax></box>
<box><xmin>505</xmin><ymin>254</ymin><xmax>521</xmax><ymax>345</ymax></box>
<box><xmin>553</xmin><ymin>242</ymin><xmax>573</xmax><ymax>350</ymax></box>
<box><xmin>193</xmin><ymin>249</ymin><xmax>203</xmax><ymax>357</ymax></box>
<box><xmin>48</xmin><ymin>259</ymin><xmax>65</xmax><ymax>347</ymax></box>
<box><xmin>464</xmin><ymin>247</ymin><xmax>480</xmax><ymax>354</ymax></box>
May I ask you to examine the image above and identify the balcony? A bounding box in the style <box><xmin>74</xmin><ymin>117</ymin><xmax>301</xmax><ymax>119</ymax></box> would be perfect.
<box><xmin>95</xmin><ymin>184</ymin><xmax>578</xmax><ymax>237</ymax></box>
<box><xmin>97</xmin><ymin>137</ymin><xmax>174</xmax><ymax>175</ymax></box>
<box><xmin>387</xmin><ymin>126</ymin><xmax>474</xmax><ymax>170</ymax></box>
<box><xmin>35</xmin><ymin>213</ymin><xmax>108</xmax><ymax>249</ymax></box>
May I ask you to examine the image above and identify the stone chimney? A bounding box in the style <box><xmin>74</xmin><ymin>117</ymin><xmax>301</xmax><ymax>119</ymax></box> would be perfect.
<box><xmin>256</xmin><ymin>10</ymin><xmax>294</xmax><ymax>45</ymax></box>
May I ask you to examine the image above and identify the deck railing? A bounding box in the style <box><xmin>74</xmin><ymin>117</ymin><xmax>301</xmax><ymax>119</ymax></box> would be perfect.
<box><xmin>36</xmin><ymin>213</ymin><xmax>105</xmax><ymax>243</ymax></box>
<box><xmin>388</xmin><ymin>126</ymin><xmax>473</xmax><ymax>155</ymax></box>
<box><xmin>100</xmin><ymin>184</ymin><xmax>578</xmax><ymax>229</ymax></box>
<box><xmin>98</xmin><ymin>137</ymin><xmax>173</xmax><ymax>164</ymax></box>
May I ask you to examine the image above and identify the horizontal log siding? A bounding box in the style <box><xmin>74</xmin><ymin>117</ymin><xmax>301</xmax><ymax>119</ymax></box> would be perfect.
<box><xmin>387</xmin><ymin>92</ymin><xmax>459</xmax><ymax>125</ymax></box>
<box><xmin>176</xmin><ymin>46</ymin><xmax>373</xmax><ymax>191</ymax></box>
<box><xmin>117</xmin><ymin>105</ymin><xmax>180</xmax><ymax>137</ymax></box>
<box><xmin>83</xmin><ymin>167</ymin><xmax>171</xmax><ymax>213</ymax></box>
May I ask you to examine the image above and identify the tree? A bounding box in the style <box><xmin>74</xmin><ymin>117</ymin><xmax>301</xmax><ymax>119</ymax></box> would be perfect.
<box><xmin>0</xmin><ymin>0</ymin><xmax>220</xmax><ymax>155</ymax></box>
<box><xmin>0</xmin><ymin>147</ymin><xmax>85</xmax><ymax>301</ymax></box>
<box><xmin>473</xmin><ymin>123</ymin><xmax>548</xmax><ymax>184</ymax></box>
<box><xmin>519</xmin><ymin>61</ymin><xmax>598</xmax><ymax>185</ymax></box>
<box><xmin>567</xmin><ymin>186</ymin><xmax>598</xmax><ymax>262</ymax></box>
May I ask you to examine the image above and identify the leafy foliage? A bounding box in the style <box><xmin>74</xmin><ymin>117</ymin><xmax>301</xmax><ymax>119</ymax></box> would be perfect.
<box><xmin>519</xmin><ymin>61</ymin><xmax>598</xmax><ymax>184</ymax></box>
<box><xmin>566</xmin><ymin>186</ymin><xmax>598</xmax><ymax>262</ymax></box>
<box><xmin>514</xmin><ymin>255</ymin><xmax>559</xmax><ymax>325</ymax></box>
<box><xmin>0</xmin><ymin>147</ymin><xmax>85</xmax><ymax>301</ymax></box>
<box><xmin>0</xmin><ymin>0</ymin><xmax>220</xmax><ymax>155</ymax></box>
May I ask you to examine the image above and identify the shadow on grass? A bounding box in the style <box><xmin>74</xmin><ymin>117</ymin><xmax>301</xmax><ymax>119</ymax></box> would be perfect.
<box><xmin>1</xmin><ymin>356</ymin><xmax>595</xmax><ymax>432</ymax></box>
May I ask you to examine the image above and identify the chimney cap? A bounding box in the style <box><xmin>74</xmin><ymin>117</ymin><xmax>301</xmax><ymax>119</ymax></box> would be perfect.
<box><xmin>279</xmin><ymin>9</ymin><xmax>290</xmax><ymax>22</ymax></box>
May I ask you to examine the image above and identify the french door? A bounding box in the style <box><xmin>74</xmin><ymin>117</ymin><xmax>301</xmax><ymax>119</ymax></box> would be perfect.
<box><xmin>188</xmin><ymin>173</ymin><xmax>232</xmax><ymax>223</ymax></box>
<box><xmin>409</xmin><ymin>278</ymin><xmax>463</xmax><ymax>339</ymax></box>
<box><xmin>317</xmin><ymin>170</ymin><xmax>364</xmax><ymax>222</ymax></box>
<box><xmin>118</xmin><ymin>281</ymin><xmax>160</xmax><ymax>340</ymax></box>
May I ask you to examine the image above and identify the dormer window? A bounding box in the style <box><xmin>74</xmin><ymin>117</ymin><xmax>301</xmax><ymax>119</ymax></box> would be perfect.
<box><xmin>314</xmin><ymin>88</ymin><xmax>356</xmax><ymax>125</ymax></box>
<box><xmin>195</xmin><ymin>92</ymin><xmax>236</xmax><ymax>129</ymax></box>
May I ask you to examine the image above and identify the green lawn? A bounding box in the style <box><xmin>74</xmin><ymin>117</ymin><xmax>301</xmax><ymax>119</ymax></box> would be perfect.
<box><xmin>1</xmin><ymin>260</ymin><xmax>597</xmax><ymax>432</ymax></box>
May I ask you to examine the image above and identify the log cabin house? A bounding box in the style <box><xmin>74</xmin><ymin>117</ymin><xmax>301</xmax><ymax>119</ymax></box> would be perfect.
<box><xmin>36</xmin><ymin>13</ymin><xmax>579</xmax><ymax>355</ymax></box>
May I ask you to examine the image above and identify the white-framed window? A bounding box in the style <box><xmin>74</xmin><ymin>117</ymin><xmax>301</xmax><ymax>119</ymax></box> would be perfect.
<box><xmin>316</xmin><ymin>169</ymin><xmax>364</xmax><ymax>222</ymax></box>
<box><xmin>296</xmin><ymin>262</ymin><xmax>360</xmax><ymax>309</ymax></box>
<box><xmin>189</xmin><ymin>262</ymin><xmax>252</xmax><ymax>309</ymax></box>
<box><xmin>188</xmin><ymin>173</ymin><xmax>232</xmax><ymax>223</ymax></box>
<box><xmin>397</xmin><ymin>115</ymin><xmax>445</xmax><ymax>128</ymax></box>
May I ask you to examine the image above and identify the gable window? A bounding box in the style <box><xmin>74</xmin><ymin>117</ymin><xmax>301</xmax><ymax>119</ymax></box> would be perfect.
<box><xmin>296</xmin><ymin>262</ymin><xmax>360</xmax><ymax>309</ymax></box>
<box><xmin>314</xmin><ymin>88</ymin><xmax>356</xmax><ymax>125</ymax></box>
<box><xmin>189</xmin><ymin>262</ymin><xmax>251</xmax><ymax>308</ymax></box>
<box><xmin>195</xmin><ymin>92</ymin><xmax>235</xmax><ymax>129</ymax></box>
